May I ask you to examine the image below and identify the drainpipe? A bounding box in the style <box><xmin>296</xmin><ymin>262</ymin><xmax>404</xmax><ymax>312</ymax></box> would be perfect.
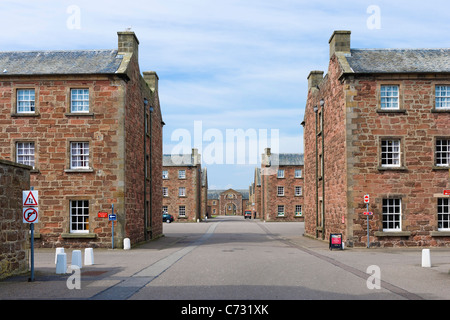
<box><xmin>320</xmin><ymin>98</ymin><xmax>325</xmax><ymax>240</ymax></box>
<box><xmin>314</xmin><ymin>105</ymin><xmax>318</xmax><ymax>239</ymax></box>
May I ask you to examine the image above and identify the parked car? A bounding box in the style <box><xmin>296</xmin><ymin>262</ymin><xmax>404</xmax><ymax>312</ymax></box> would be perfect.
<box><xmin>244</xmin><ymin>210</ymin><xmax>252</xmax><ymax>219</ymax></box>
<box><xmin>163</xmin><ymin>213</ymin><xmax>174</xmax><ymax>223</ymax></box>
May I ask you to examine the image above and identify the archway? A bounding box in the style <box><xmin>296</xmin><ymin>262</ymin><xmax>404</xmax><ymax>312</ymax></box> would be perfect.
<box><xmin>225</xmin><ymin>203</ymin><xmax>237</xmax><ymax>216</ymax></box>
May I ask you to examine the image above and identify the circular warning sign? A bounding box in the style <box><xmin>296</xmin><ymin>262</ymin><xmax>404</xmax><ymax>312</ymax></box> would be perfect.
<box><xmin>23</xmin><ymin>207</ymin><xmax>38</xmax><ymax>224</ymax></box>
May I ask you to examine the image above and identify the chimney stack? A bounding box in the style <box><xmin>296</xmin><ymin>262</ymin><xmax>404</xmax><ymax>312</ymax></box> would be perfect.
<box><xmin>143</xmin><ymin>71</ymin><xmax>159</xmax><ymax>93</ymax></box>
<box><xmin>307</xmin><ymin>71</ymin><xmax>324</xmax><ymax>91</ymax></box>
<box><xmin>329</xmin><ymin>30</ymin><xmax>351</xmax><ymax>58</ymax></box>
<box><xmin>118</xmin><ymin>30</ymin><xmax>140</xmax><ymax>61</ymax></box>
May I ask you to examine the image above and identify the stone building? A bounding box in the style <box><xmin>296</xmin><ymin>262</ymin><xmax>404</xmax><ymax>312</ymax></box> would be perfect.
<box><xmin>0</xmin><ymin>159</ymin><xmax>31</xmax><ymax>279</ymax></box>
<box><xmin>162</xmin><ymin>149</ymin><xmax>207</xmax><ymax>222</ymax></box>
<box><xmin>302</xmin><ymin>30</ymin><xmax>450</xmax><ymax>247</ymax></box>
<box><xmin>0</xmin><ymin>30</ymin><xmax>164</xmax><ymax>248</ymax></box>
<box><xmin>259</xmin><ymin>148</ymin><xmax>305</xmax><ymax>222</ymax></box>
<box><xmin>207</xmin><ymin>189</ymin><xmax>249</xmax><ymax>217</ymax></box>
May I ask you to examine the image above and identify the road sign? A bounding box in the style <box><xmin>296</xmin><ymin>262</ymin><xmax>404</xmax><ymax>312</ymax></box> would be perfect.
<box><xmin>444</xmin><ymin>190</ymin><xmax>450</xmax><ymax>196</ymax></box>
<box><xmin>363</xmin><ymin>212</ymin><xmax>373</xmax><ymax>216</ymax></box>
<box><xmin>23</xmin><ymin>190</ymin><xmax>38</xmax><ymax>206</ymax></box>
<box><xmin>23</xmin><ymin>207</ymin><xmax>38</xmax><ymax>223</ymax></box>
<box><xmin>109</xmin><ymin>214</ymin><xmax>117</xmax><ymax>221</ymax></box>
<box><xmin>364</xmin><ymin>194</ymin><xmax>369</xmax><ymax>204</ymax></box>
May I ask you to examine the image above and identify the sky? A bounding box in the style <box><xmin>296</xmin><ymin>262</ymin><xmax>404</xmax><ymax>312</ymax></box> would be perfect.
<box><xmin>1</xmin><ymin>0</ymin><xmax>450</xmax><ymax>190</ymax></box>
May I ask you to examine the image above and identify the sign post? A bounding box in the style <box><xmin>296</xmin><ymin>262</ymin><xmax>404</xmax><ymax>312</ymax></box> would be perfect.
<box><xmin>23</xmin><ymin>188</ymin><xmax>38</xmax><ymax>282</ymax></box>
<box><xmin>109</xmin><ymin>204</ymin><xmax>117</xmax><ymax>249</ymax></box>
<box><xmin>364</xmin><ymin>194</ymin><xmax>370</xmax><ymax>248</ymax></box>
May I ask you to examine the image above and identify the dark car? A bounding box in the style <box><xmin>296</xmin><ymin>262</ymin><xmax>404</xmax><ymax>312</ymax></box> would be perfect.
<box><xmin>244</xmin><ymin>210</ymin><xmax>252</xmax><ymax>219</ymax></box>
<box><xmin>163</xmin><ymin>213</ymin><xmax>174</xmax><ymax>223</ymax></box>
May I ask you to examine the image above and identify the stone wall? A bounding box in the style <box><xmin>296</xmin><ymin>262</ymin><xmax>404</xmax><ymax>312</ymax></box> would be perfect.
<box><xmin>0</xmin><ymin>159</ymin><xmax>31</xmax><ymax>279</ymax></box>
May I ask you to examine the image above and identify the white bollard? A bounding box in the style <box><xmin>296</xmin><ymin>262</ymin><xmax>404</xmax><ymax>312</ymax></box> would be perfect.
<box><xmin>56</xmin><ymin>253</ymin><xmax>67</xmax><ymax>274</ymax></box>
<box><xmin>55</xmin><ymin>247</ymin><xmax>65</xmax><ymax>264</ymax></box>
<box><xmin>123</xmin><ymin>238</ymin><xmax>131</xmax><ymax>250</ymax></box>
<box><xmin>71</xmin><ymin>250</ymin><xmax>82</xmax><ymax>269</ymax></box>
<box><xmin>84</xmin><ymin>248</ymin><xmax>94</xmax><ymax>265</ymax></box>
<box><xmin>422</xmin><ymin>249</ymin><xmax>431</xmax><ymax>268</ymax></box>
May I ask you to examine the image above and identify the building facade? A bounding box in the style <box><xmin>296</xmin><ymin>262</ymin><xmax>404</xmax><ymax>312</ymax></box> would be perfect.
<box><xmin>207</xmin><ymin>189</ymin><xmax>249</xmax><ymax>217</ymax></box>
<box><xmin>162</xmin><ymin>149</ymin><xmax>207</xmax><ymax>222</ymax></box>
<box><xmin>302</xmin><ymin>30</ymin><xmax>450</xmax><ymax>247</ymax></box>
<box><xmin>259</xmin><ymin>148</ymin><xmax>305</xmax><ymax>222</ymax></box>
<box><xmin>0</xmin><ymin>31</ymin><xmax>164</xmax><ymax>248</ymax></box>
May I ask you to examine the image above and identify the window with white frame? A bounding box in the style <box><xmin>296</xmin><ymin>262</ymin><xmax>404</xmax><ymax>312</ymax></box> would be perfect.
<box><xmin>179</xmin><ymin>187</ymin><xmax>186</xmax><ymax>197</ymax></box>
<box><xmin>162</xmin><ymin>206</ymin><xmax>168</xmax><ymax>214</ymax></box>
<box><xmin>17</xmin><ymin>89</ymin><xmax>35</xmax><ymax>113</ymax></box>
<box><xmin>178</xmin><ymin>170</ymin><xmax>186</xmax><ymax>179</ymax></box>
<box><xmin>277</xmin><ymin>205</ymin><xmax>285</xmax><ymax>216</ymax></box>
<box><xmin>70</xmin><ymin>142</ymin><xmax>90</xmax><ymax>169</ymax></box>
<box><xmin>381</xmin><ymin>139</ymin><xmax>401</xmax><ymax>167</ymax></box>
<box><xmin>380</xmin><ymin>85</ymin><xmax>399</xmax><ymax>109</ymax></box>
<box><xmin>162</xmin><ymin>187</ymin><xmax>168</xmax><ymax>197</ymax></box>
<box><xmin>277</xmin><ymin>186</ymin><xmax>284</xmax><ymax>196</ymax></box>
<box><xmin>16</xmin><ymin>142</ymin><xmax>35</xmax><ymax>168</ymax></box>
<box><xmin>436</xmin><ymin>139</ymin><xmax>450</xmax><ymax>167</ymax></box>
<box><xmin>436</xmin><ymin>85</ymin><xmax>450</xmax><ymax>109</ymax></box>
<box><xmin>438</xmin><ymin>198</ymin><xmax>450</xmax><ymax>231</ymax></box>
<box><xmin>295</xmin><ymin>186</ymin><xmax>302</xmax><ymax>196</ymax></box>
<box><xmin>162</xmin><ymin>170</ymin><xmax>169</xmax><ymax>179</ymax></box>
<box><xmin>71</xmin><ymin>89</ymin><xmax>89</xmax><ymax>113</ymax></box>
<box><xmin>179</xmin><ymin>206</ymin><xmax>186</xmax><ymax>217</ymax></box>
<box><xmin>295</xmin><ymin>205</ymin><xmax>302</xmax><ymax>216</ymax></box>
<box><xmin>277</xmin><ymin>169</ymin><xmax>284</xmax><ymax>178</ymax></box>
<box><xmin>295</xmin><ymin>169</ymin><xmax>302</xmax><ymax>178</ymax></box>
<box><xmin>382</xmin><ymin>198</ymin><xmax>402</xmax><ymax>231</ymax></box>
<box><xmin>70</xmin><ymin>200</ymin><xmax>89</xmax><ymax>233</ymax></box>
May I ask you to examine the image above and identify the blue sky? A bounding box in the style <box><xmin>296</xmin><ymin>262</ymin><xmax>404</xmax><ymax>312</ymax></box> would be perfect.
<box><xmin>1</xmin><ymin>0</ymin><xmax>450</xmax><ymax>189</ymax></box>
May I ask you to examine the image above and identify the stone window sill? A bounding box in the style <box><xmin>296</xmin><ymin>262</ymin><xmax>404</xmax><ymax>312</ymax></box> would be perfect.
<box><xmin>431</xmin><ymin>109</ymin><xmax>450</xmax><ymax>113</ymax></box>
<box><xmin>377</xmin><ymin>166</ymin><xmax>408</xmax><ymax>171</ymax></box>
<box><xmin>64</xmin><ymin>169</ymin><xmax>94</xmax><ymax>173</ymax></box>
<box><xmin>61</xmin><ymin>233</ymin><xmax>97</xmax><ymax>239</ymax></box>
<box><xmin>374</xmin><ymin>231</ymin><xmax>411</xmax><ymax>237</ymax></box>
<box><xmin>11</xmin><ymin>113</ymin><xmax>40</xmax><ymax>117</ymax></box>
<box><xmin>376</xmin><ymin>109</ymin><xmax>407</xmax><ymax>114</ymax></box>
<box><xmin>430</xmin><ymin>231</ymin><xmax>450</xmax><ymax>237</ymax></box>
<box><xmin>64</xmin><ymin>113</ymin><xmax>95</xmax><ymax>117</ymax></box>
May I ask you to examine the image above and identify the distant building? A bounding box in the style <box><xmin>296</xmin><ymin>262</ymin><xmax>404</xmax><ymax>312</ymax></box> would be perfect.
<box><xmin>162</xmin><ymin>149</ymin><xmax>207</xmax><ymax>222</ymax></box>
<box><xmin>0</xmin><ymin>31</ymin><xmax>164</xmax><ymax>248</ymax></box>
<box><xmin>207</xmin><ymin>189</ymin><xmax>249</xmax><ymax>217</ymax></box>
<box><xmin>302</xmin><ymin>30</ymin><xmax>450</xmax><ymax>247</ymax></box>
<box><xmin>258</xmin><ymin>148</ymin><xmax>305</xmax><ymax>222</ymax></box>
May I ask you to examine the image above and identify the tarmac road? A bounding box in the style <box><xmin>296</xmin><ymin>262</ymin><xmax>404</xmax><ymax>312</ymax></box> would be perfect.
<box><xmin>1</xmin><ymin>215</ymin><xmax>450</xmax><ymax>303</ymax></box>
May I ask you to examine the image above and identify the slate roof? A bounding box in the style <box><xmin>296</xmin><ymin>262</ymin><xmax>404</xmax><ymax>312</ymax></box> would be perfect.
<box><xmin>267</xmin><ymin>153</ymin><xmax>304</xmax><ymax>166</ymax></box>
<box><xmin>0</xmin><ymin>50</ymin><xmax>123</xmax><ymax>75</ymax></box>
<box><xmin>345</xmin><ymin>49</ymin><xmax>450</xmax><ymax>74</ymax></box>
<box><xmin>207</xmin><ymin>189</ymin><xmax>249</xmax><ymax>200</ymax></box>
<box><xmin>163</xmin><ymin>154</ymin><xmax>195</xmax><ymax>167</ymax></box>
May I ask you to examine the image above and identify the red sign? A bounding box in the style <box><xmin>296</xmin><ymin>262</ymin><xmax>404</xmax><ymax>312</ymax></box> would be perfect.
<box><xmin>364</xmin><ymin>195</ymin><xmax>369</xmax><ymax>204</ymax></box>
<box><xmin>331</xmin><ymin>235</ymin><xmax>342</xmax><ymax>245</ymax></box>
<box><xmin>98</xmin><ymin>212</ymin><xmax>108</xmax><ymax>218</ymax></box>
<box><xmin>363</xmin><ymin>212</ymin><xmax>373</xmax><ymax>216</ymax></box>
<box><xmin>444</xmin><ymin>190</ymin><xmax>450</xmax><ymax>196</ymax></box>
